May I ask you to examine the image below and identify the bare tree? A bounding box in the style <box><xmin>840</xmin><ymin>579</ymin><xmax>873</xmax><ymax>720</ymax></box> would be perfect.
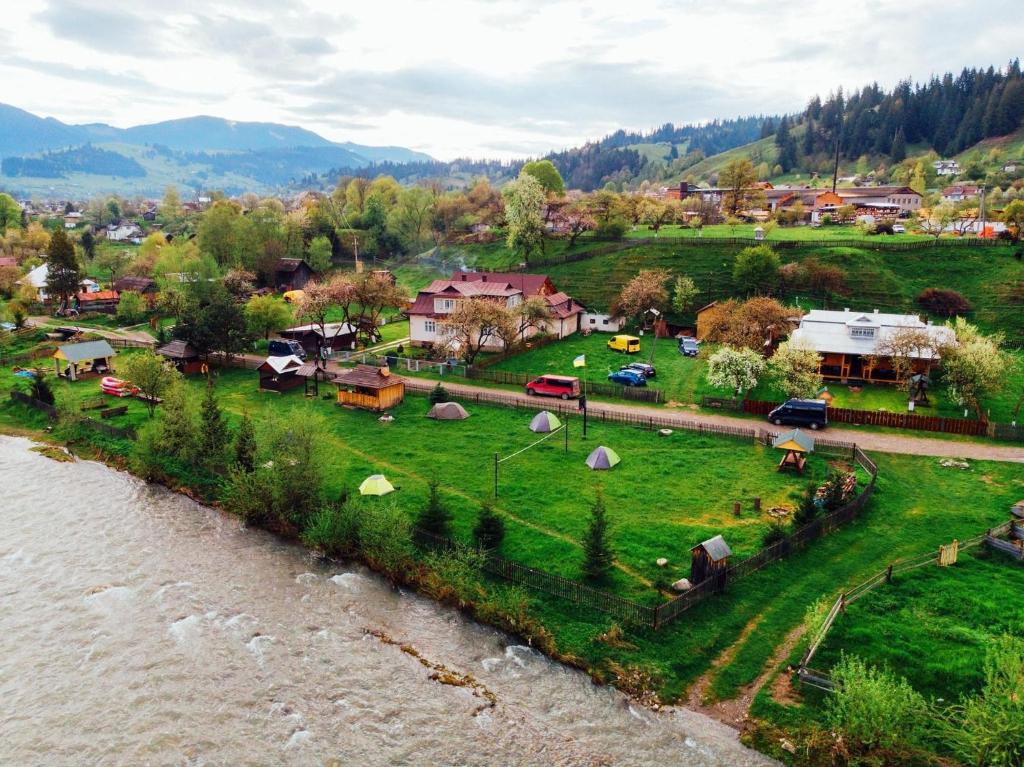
<box><xmin>439</xmin><ymin>299</ymin><xmax>517</xmax><ymax>364</ymax></box>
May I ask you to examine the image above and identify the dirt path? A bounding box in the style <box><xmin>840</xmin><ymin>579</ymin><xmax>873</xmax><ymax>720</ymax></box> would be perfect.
<box><xmin>402</xmin><ymin>378</ymin><xmax>1024</xmax><ymax>463</ymax></box>
<box><xmin>686</xmin><ymin>620</ymin><xmax>807</xmax><ymax>730</ymax></box>
<box><xmin>28</xmin><ymin>317</ymin><xmax>157</xmax><ymax>344</ymax></box>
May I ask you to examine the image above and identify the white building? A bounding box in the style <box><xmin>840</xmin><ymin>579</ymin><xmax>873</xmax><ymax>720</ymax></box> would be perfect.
<box><xmin>933</xmin><ymin>160</ymin><xmax>961</xmax><ymax>177</ymax></box>
<box><xmin>107</xmin><ymin>224</ymin><xmax>142</xmax><ymax>242</ymax></box>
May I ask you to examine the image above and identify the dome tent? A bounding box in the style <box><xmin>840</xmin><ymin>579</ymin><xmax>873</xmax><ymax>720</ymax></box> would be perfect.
<box><xmin>528</xmin><ymin>411</ymin><xmax>562</xmax><ymax>433</ymax></box>
<box><xmin>427</xmin><ymin>401</ymin><xmax>470</xmax><ymax>420</ymax></box>
<box><xmin>585</xmin><ymin>445</ymin><xmax>620</xmax><ymax>470</ymax></box>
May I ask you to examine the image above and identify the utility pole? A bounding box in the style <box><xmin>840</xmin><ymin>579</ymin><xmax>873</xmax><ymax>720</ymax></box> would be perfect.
<box><xmin>979</xmin><ymin>185</ymin><xmax>986</xmax><ymax>237</ymax></box>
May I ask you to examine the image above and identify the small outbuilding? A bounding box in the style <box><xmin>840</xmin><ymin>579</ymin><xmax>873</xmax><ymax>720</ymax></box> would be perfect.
<box><xmin>296</xmin><ymin>363</ymin><xmax>338</xmax><ymax>397</ymax></box>
<box><xmin>335</xmin><ymin>364</ymin><xmax>405</xmax><ymax>411</ymax></box>
<box><xmin>157</xmin><ymin>340</ymin><xmax>205</xmax><ymax>375</ymax></box>
<box><xmin>690</xmin><ymin>535</ymin><xmax>732</xmax><ymax>587</ymax></box>
<box><xmin>274</xmin><ymin>258</ymin><xmax>316</xmax><ymax>292</ymax></box>
<box><xmin>279</xmin><ymin>322</ymin><xmax>357</xmax><ymax>356</ymax></box>
<box><xmin>772</xmin><ymin>428</ymin><xmax>814</xmax><ymax>474</ymax></box>
<box><xmin>427</xmin><ymin>401</ymin><xmax>470</xmax><ymax>420</ymax></box>
<box><xmin>529</xmin><ymin>411</ymin><xmax>561</xmax><ymax>433</ymax></box>
<box><xmin>585</xmin><ymin>445</ymin><xmax>620</xmax><ymax>471</ymax></box>
<box><xmin>257</xmin><ymin>355</ymin><xmax>305</xmax><ymax>393</ymax></box>
<box><xmin>53</xmin><ymin>339</ymin><xmax>117</xmax><ymax>381</ymax></box>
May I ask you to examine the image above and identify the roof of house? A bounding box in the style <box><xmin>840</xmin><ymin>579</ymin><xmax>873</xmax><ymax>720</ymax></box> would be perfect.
<box><xmin>280</xmin><ymin>322</ymin><xmax>356</xmax><ymax>339</ymax></box>
<box><xmin>409</xmin><ymin>280</ymin><xmax>522</xmax><ymax>316</ymax></box>
<box><xmin>114</xmin><ymin>276</ymin><xmax>157</xmax><ymax>292</ymax></box>
<box><xmin>259</xmin><ymin>354</ymin><xmax>304</xmax><ymax>374</ymax></box>
<box><xmin>156</xmin><ymin>340</ymin><xmax>199</xmax><ymax>360</ymax></box>
<box><xmin>19</xmin><ymin>263</ymin><xmax>49</xmax><ymax>288</ymax></box>
<box><xmin>275</xmin><ymin>258</ymin><xmax>313</xmax><ymax>274</ymax></box>
<box><xmin>0</xmin><ymin>256</ymin><xmax>17</xmax><ymax>268</ymax></box>
<box><xmin>296</xmin><ymin>363</ymin><xmax>338</xmax><ymax>379</ymax></box>
<box><xmin>54</xmin><ymin>339</ymin><xmax>116</xmax><ymax>363</ymax></box>
<box><xmin>451</xmin><ymin>270</ymin><xmax>552</xmax><ymax>296</ymax></box>
<box><xmin>336</xmin><ymin>364</ymin><xmax>402</xmax><ymax>390</ymax></box>
<box><xmin>790</xmin><ymin>309</ymin><xmax>955</xmax><ymax>358</ymax></box>
<box><xmin>77</xmin><ymin>290</ymin><xmax>119</xmax><ymax>302</ymax></box>
<box><xmin>545</xmin><ymin>291</ymin><xmax>586</xmax><ymax>319</ymax></box>
<box><xmin>692</xmin><ymin>534</ymin><xmax>732</xmax><ymax>561</ymax></box>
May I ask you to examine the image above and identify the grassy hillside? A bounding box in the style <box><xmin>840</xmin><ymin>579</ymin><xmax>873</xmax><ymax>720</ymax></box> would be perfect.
<box><xmin>673</xmin><ymin>136</ymin><xmax>777</xmax><ymax>183</ymax></box>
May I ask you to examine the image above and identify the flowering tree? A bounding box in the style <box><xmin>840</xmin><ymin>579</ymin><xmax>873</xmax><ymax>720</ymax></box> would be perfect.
<box><xmin>769</xmin><ymin>341</ymin><xmax>823</xmax><ymax>399</ymax></box>
<box><xmin>940</xmin><ymin>318</ymin><xmax>1009</xmax><ymax>418</ymax></box>
<box><xmin>706</xmin><ymin>346</ymin><xmax>767</xmax><ymax>397</ymax></box>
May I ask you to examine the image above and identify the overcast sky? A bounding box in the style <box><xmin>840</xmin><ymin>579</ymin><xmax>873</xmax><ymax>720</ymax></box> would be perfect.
<box><xmin>2</xmin><ymin>0</ymin><xmax>1022</xmax><ymax>160</ymax></box>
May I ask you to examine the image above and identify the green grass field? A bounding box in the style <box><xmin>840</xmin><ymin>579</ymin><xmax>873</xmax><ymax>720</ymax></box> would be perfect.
<box><xmin>812</xmin><ymin>548</ymin><xmax>1024</xmax><ymax>702</ymax></box>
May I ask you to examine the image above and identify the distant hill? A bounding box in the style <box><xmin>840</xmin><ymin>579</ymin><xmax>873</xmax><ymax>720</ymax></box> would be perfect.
<box><xmin>0</xmin><ymin>103</ymin><xmax>433</xmax><ymax>197</ymax></box>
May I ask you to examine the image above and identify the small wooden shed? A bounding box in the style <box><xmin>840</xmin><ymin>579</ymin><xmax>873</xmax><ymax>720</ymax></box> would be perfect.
<box><xmin>335</xmin><ymin>364</ymin><xmax>404</xmax><ymax>411</ymax></box>
<box><xmin>157</xmin><ymin>340</ymin><xmax>205</xmax><ymax>375</ymax></box>
<box><xmin>257</xmin><ymin>355</ymin><xmax>305</xmax><ymax>393</ymax></box>
<box><xmin>690</xmin><ymin>535</ymin><xmax>732</xmax><ymax>587</ymax></box>
<box><xmin>53</xmin><ymin>339</ymin><xmax>117</xmax><ymax>381</ymax></box>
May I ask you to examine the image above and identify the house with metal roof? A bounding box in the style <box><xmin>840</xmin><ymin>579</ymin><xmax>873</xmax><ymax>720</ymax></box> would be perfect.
<box><xmin>690</xmin><ymin>535</ymin><xmax>733</xmax><ymax>586</ymax></box>
<box><xmin>53</xmin><ymin>339</ymin><xmax>116</xmax><ymax>381</ymax></box>
<box><xmin>789</xmin><ymin>308</ymin><xmax>955</xmax><ymax>384</ymax></box>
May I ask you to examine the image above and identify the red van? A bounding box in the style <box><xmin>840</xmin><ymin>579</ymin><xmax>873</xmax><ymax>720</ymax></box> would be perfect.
<box><xmin>525</xmin><ymin>375</ymin><xmax>581</xmax><ymax>400</ymax></box>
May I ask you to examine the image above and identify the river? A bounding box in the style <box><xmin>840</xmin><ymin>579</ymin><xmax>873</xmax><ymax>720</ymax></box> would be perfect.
<box><xmin>0</xmin><ymin>436</ymin><xmax>776</xmax><ymax>766</ymax></box>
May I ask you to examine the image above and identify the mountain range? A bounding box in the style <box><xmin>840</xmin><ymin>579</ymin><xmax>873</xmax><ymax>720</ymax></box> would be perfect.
<box><xmin>0</xmin><ymin>103</ymin><xmax>433</xmax><ymax>197</ymax></box>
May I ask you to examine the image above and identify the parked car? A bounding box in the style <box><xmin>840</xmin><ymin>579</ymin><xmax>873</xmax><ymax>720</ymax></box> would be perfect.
<box><xmin>768</xmin><ymin>398</ymin><xmax>828</xmax><ymax>430</ymax></box>
<box><xmin>678</xmin><ymin>337</ymin><xmax>700</xmax><ymax>357</ymax></box>
<box><xmin>892</xmin><ymin>223</ymin><xmax>906</xmax><ymax>234</ymax></box>
<box><xmin>607</xmin><ymin>369</ymin><xmax>647</xmax><ymax>386</ymax></box>
<box><xmin>525</xmin><ymin>374</ymin><xmax>581</xmax><ymax>399</ymax></box>
<box><xmin>607</xmin><ymin>334</ymin><xmax>641</xmax><ymax>353</ymax></box>
<box><xmin>268</xmin><ymin>339</ymin><xmax>307</xmax><ymax>359</ymax></box>
<box><xmin>621</xmin><ymin>361</ymin><xmax>656</xmax><ymax>378</ymax></box>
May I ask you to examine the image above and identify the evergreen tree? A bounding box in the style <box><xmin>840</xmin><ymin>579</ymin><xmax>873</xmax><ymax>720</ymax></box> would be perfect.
<box><xmin>199</xmin><ymin>382</ymin><xmax>229</xmax><ymax>470</ymax></box>
<box><xmin>803</xmin><ymin>118</ymin><xmax>816</xmax><ymax>155</ymax></box>
<box><xmin>416</xmin><ymin>480</ymin><xmax>453</xmax><ymax>538</ymax></box>
<box><xmin>774</xmin><ymin>116</ymin><xmax>797</xmax><ymax>172</ymax></box>
<box><xmin>472</xmin><ymin>499</ymin><xmax>505</xmax><ymax>551</ymax></box>
<box><xmin>581</xmin><ymin>490</ymin><xmax>614</xmax><ymax>582</ymax></box>
<box><xmin>80</xmin><ymin>230</ymin><xmax>96</xmax><ymax>260</ymax></box>
<box><xmin>890</xmin><ymin>128</ymin><xmax>906</xmax><ymax>162</ymax></box>
<box><xmin>792</xmin><ymin>482</ymin><xmax>819</xmax><ymax>527</ymax></box>
<box><xmin>429</xmin><ymin>382</ymin><xmax>449</xmax><ymax>405</ymax></box>
<box><xmin>44</xmin><ymin>227</ymin><xmax>81</xmax><ymax>309</ymax></box>
<box><xmin>234</xmin><ymin>413</ymin><xmax>257</xmax><ymax>472</ymax></box>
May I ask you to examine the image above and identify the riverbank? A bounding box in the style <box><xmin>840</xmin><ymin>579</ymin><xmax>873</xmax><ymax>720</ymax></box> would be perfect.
<box><xmin>0</xmin><ymin>434</ymin><xmax>777</xmax><ymax>766</ymax></box>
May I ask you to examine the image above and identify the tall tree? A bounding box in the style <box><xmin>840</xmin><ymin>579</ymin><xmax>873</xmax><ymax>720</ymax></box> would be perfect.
<box><xmin>0</xmin><ymin>193</ymin><xmax>21</xmax><ymax>234</ymax></box>
<box><xmin>120</xmin><ymin>350</ymin><xmax>180</xmax><ymax>417</ymax></box>
<box><xmin>719</xmin><ymin>159</ymin><xmax>766</xmax><ymax>216</ymax></box>
<box><xmin>612</xmin><ymin>269</ymin><xmax>670</xmax><ymax>327</ymax></box>
<box><xmin>44</xmin><ymin>227</ymin><xmax>81</xmax><ymax>310</ymax></box>
<box><xmin>581</xmin><ymin>490</ymin><xmax>614</xmax><ymax>582</ymax></box>
<box><xmin>234</xmin><ymin>413</ymin><xmax>257</xmax><ymax>472</ymax></box>
<box><xmin>890</xmin><ymin>127</ymin><xmax>907</xmax><ymax>162</ymax></box>
<box><xmin>521</xmin><ymin>159</ymin><xmax>566</xmax><ymax>196</ymax></box>
<box><xmin>199</xmin><ymin>382</ymin><xmax>229</xmax><ymax>470</ymax></box>
<box><xmin>244</xmin><ymin>294</ymin><xmax>293</xmax><ymax>340</ymax></box>
<box><xmin>439</xmin><ymin>297</ymin><xmax>517</xmax><ymax>364</ymax></box>
<box><xmin>502</xmin><ymin>173</ymin><xmax>546</xmax><ymax>264</ymax></box>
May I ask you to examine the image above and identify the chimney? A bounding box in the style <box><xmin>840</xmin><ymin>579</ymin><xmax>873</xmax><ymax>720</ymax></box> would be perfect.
<box><xmin>481</xmin><ymin>275</ymin><xmax>487</xmax><ymax>282</ymax></box>
<box><xmin>460</xmin><ymin>273</ymin><xmax>467</xmax><ymax>281</ymax></box>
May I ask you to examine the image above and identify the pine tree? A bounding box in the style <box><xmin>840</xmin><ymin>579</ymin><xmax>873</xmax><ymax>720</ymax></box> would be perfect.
<box><xmin>581</xmin><ymin>490</ymin><xmax>614</xmax><ymax>582</ymax></box>
<box><xmin>429</xmin><ymin>382</ymin><xmax>449</xmax><ymax>405</ymax></box>
<box><xmin>890</xmin><ymin>128</ymin><xmax>906</xmax><ymax>162</ymax></box>
<box><xmin>45</xmin><ymin>227</ymin><xmax>81</xmax><ymax>309</ymax></box>
<box><xmin>234</xmin><ymin>413</ymin><xmax>257</xmax><ymax>472</ymax></box>
<box><xmin>473</xmin><ymin>499</ymin><xmax>505</xmax><ymax>551</ymax></box>
<box><xmin>199</xmin><ymin>382</ymin><xmax>229</xmax><ymax>470</ymax></box>
<box><xmin>793</xmin><ymin>482</ymin><xmax>819</xmax><ymax>527</ymax></box>
<box><xmin>417</xmin><ymin>480</ymin><xmax>453</xmax><ymax>538</ymax></box>
<box><xmin>803</xmin><ymin>118</ymin><xmax>816</xmax><ymax>156</ymax></box>
<box><xmin>774</xmin><ymin>116</ymin><xmax>797</xmax><ymax>172</ymax></box>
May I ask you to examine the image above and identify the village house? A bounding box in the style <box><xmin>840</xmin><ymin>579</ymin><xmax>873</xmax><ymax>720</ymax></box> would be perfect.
<box><xmin>273</xmin><ymin>258</ymin><xmax>316</xmax><ymax>292</ymax></box>
<box><xmin>765</xmin><ymin>186</ymin><xmax>921</xmax><ymax>220</ymax></box>
<box><xmin>113</xmin><ymin>276</ymin><xmax>160</xmax><ymax>308</ymax></box>
<box><xmin>17</xmin><ymin>264</ymin><xmax>100</xmax><ymax>303</ymax></box>
<box><xmin>74</xmin><ymin>289</ymin><xmax>120</xmax><ymax>314</ymax></box>
<box><xmin>789</xmin><ymin>308</ymin><xmax>955</xmax><ymax>384</ymax></box>
<box><xmin>257</xmin><ymin>355</ymin><xmax>305</xmax><ymax>393</ymax></box>
<box><xmin>933</xmin><ymin>159</ymin><xmax>961</xmax><ymax>176</ymax></box>
<box><xmin>1002</xmin><ymin>160</ymin><xmax>1019</xmax><ymax>174</ymax></box>
<box><xmin>106</xmin><ymin>223</ymin><xmax>143</xmax><ymax>242</ymax></box>
<box><xmin>408</xmin><ymin>271</ymin><xmax>584</xmax><ymax>349</ymax></box>
<box><xmin>942</xmin><ymin>184</ymin><xmax>980</xmax><ymax>202</ymax></box>
<box><xmin>278</xmin><ymin>322</ymin><xmax>357</xmax><ymax>356</ymax></box>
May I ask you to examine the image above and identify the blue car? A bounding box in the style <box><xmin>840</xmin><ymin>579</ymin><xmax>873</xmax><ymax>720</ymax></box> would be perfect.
<box><xmin>607</xmin><ymin>369</ymin><xmax>647</xmax><ymax>386</ymax></box>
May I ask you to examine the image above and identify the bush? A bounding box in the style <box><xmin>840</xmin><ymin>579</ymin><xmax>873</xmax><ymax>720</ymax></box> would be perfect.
<box><xmin>428</xmin><ymin>382</ymin><xmax>450</xmax><ymax>405</ymax></box>
<box><xmin>826</xmin><ymin>654</ymin><xmax>928</xmax><ymax>754</ymax></box>
<box><xmin>115</xmin><ymin>290</ymin><xmax>146</xmax><ymax>324</ymax></box>
<box><xmin>762</xmin><ymin>523</ymin><xmax>789</xmax><ymax>547</ymax></box>
<box><xmin>916</xmin><ymin>288</ymin><xmax>973</xmax><ymax>318</ymax></box>
<box><xmin>25</xmin><ymin>368</ymin><xmax>54</xmax><ymax>405</ymax></box>
<box><xmin>416</xmin><ymin>479</ymin><xmax>453</xmax><ymax>538</ymax></box>
<box><xmin>473</xmin><ymin>499</ymin><xmax>505</xmax><ymax>551</ymax></box>
<box><xmin>792</xmin><ymin>482</ymin><xmax>818</xmax><ymax>526</ymax></box>
<box><xmin>594</xmin><ymin>219</ymin><xmax>627</xmax><ymax>241</ymax></box>
<box><xmin>582</xmin><ymin>490</ymin><xmax>614</xmax><ymax>581</ymax></box>
<box><xmin>302</xmin><ymin>504</ymin><xmax>358</xmax><ymax>555</ymax></box>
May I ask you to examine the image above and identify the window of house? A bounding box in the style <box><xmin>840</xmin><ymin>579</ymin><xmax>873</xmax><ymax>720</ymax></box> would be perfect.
<box><xmin>435</xmin><ymin>298</ymin><xmax>456</xmax><ymax>312</ymax></box>
<box><xmin>424</xmin><ymin>320</ymin><xmax>436</xmax><ymax>333</ymax></box>
<box><xmin>850</xmin><ymin>327</ymin><xmax>875</xmax><ymax>339</ymax></box>
<box><xmin>602</xmin><ymin>319</ymin><xmax>609</xmax><ymax>325</ymax></box>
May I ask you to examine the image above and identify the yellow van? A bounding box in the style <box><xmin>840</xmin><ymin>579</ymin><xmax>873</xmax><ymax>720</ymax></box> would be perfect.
<box><xmin>607</xmin><ymin>334</ymin><xmax>641</xmax><ymax>354</ymax></box>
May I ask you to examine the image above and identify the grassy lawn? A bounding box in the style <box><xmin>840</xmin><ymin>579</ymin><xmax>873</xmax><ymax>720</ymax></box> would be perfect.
<box><xmin>811</xmin><ymin>547</ymin><xmax>1024</xmax><ymax>702</ymax></box>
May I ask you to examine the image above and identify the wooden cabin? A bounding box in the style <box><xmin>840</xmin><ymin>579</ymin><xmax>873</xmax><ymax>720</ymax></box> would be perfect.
<box><xmin>53</xmin><ymin>340</ymin><xmax>117</xmax><ymax>381</ymax></box>
<box><xmin>690</xmin><ymin>535</ymin><xmax>732</xmax><ymax>587</ymax></box>
<box><xmin>157</xmin><ymin>340</ymin><xmax>205</xmax><ymax>375</ymax></box>
<box><xmin>257</xmin><ymin>355</ymin><xmax>305</xmax><ymax>393</ymax></box>
<box><xmin>274</xmin><ymin>258</ymin><xmax>316</xmax><ymax>292</ymax></box>
<box><xmin>114</xmin><ymin>276</ymin><xmax>159</xmax><ymax>308</ymax></box>
<box><xmin>279</xmin><ymin>322</ymin><xmax>357</xmax><ymax>356</ymax></box>
<box><xmin>335</xmin><ymin>364</ymin><xmax>404</xmax><ymax>411</ymax></box>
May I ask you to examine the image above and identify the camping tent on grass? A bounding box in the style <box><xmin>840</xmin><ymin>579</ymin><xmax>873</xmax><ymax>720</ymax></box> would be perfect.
<box><xmin>428</xmin><ymin>401</ymin><xmax>470</xmax><ymax>420</ymax></box>
<box><xmin>529</xmin><ymin>411</ymin><xmax>561</xmax><ymax>433</ymax></box>
<box><xmin>585</xmin><ymin>445</ymin><xmax>620</xmax><ymax>470</ymax></box>
<box><xmin>359</xmin><ymin>474</ymin><xmax>395</xmax><ymax>496</ymax></box>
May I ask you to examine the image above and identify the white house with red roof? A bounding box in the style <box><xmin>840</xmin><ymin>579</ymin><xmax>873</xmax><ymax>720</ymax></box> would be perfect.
<box><xmin>408</xmin><ymin>271</ymin><xmax>585</xmax><ymax>349</ymax></box>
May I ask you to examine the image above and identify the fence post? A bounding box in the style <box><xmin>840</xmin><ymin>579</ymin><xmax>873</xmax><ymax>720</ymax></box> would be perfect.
<box><xmin>885</xmin><ymin>564</ymin><xmax>893</xmax><ymax>583</ymax></box>
<box><xmin>753</xmin><ymin>497</ymin><xmax>761</xmax><ymax>514</ymax></box>
<box><xmin>733</xmin><ymin>501</ymin><xmax>741</xmax><ymax>517</ymax></box>
<box><xmin>493</xmin><ymin>452</ymin><xmax>499</xmax><ymax>499</ymax></box>
<box><xmin>839</xmin><ymin>592</ymin><xmax>847</xmax><ymax>613</ymax></box>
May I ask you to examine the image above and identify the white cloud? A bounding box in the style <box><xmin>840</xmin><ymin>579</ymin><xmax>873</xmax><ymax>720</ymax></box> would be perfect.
<box><xmin>1</xmin><ymin>0</ymin><xmax>1021</xmax><ymax>159</ymax></box>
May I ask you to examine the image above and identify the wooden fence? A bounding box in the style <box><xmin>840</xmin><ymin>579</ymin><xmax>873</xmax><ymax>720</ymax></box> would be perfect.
<box><xmin>9</xmin><ymin>390</ymin><xmax>136</xmax><ymax>440</ymax></box>
<box><xmin>742</xmin><ymin>398</ymin><xmax>991</xmax><ymax>437</ymax></box>
<box><xmin>464</xmin><ymin>366</ymin><xmax>665</xmax><ymax>403</ymax></box>
<box><xmin>798</xmin><ymin>520</ymin><xmax>1014</xmax><ymax>690</ymax></box>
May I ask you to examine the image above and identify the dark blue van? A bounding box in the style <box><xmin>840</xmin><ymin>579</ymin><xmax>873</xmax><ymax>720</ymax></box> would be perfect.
<box><xmin>768</xmin><ymin>399</ymin><xmax>828</xmax><ymax>430</ymax></box>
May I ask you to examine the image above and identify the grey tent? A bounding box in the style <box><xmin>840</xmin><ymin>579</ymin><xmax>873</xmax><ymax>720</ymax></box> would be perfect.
<box><xmin>529</xmin><ymin>411</ymin><xmax>561</xmax><ymax>433</ymax></box>
<box><xmin>585</xmin><ymin>445</ymin><xmax>621</xmax><ymax>470</ymax></box>
<box><xmin>428</xmin><ymin>401</ymin><xmax>470</xmax><ymax>420</ymax></box>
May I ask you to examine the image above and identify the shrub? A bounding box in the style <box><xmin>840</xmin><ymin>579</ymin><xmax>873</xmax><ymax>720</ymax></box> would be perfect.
<box><xmin>302</xmin><ymin>504</ymin><xmax>358</xmax><ymax>556</ymax></box>
<box><xmin>428</xmin><ymin>382</ymin><xmax>450</xmax><ymax>405</ymax></box>
<box><xmin>594</xmin><ymin>219</ymin><xmax>627</xmax><ymax>241</ymax></box>
<box><xmin>916</xmin><ymin>288</ymin><xmax>973</xmax><ymax>318</ymax></box>
<box><xmin>732</xmin><ymin>244</ymin><xmax>780</xmax><ymax>295</ymax></box>
<box><xmin>473</xmin><ymin>499</ymin><xmax>505</xmax><ymax>551</ymax></box>
<box><xmin>115</xmin><ymin>290</ymin><xmax>146</xmax><ymax>324</ymax></box>
<box><xmin>792</xmin><ymin>482</ymin><xmax>819</xmax><ymax>526</ymax></box>
<box><xmin>762</xmin><ymin>523</ymin><xmax>789</xmax><ymax>547</ymax></box>
<box><xmin>826</xmin><ymin>654</ymin><xmax>928</xmax><ymax>754</ymax></box>
<box><xmin>416</xmin><ymin>479</ymin><xmax>453</xmax><ymax>538</ymax></box>
<box><xmin>25</xmin><ymin>368</ymin><xmax>55</xmax><ymax>405</ymax></box>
